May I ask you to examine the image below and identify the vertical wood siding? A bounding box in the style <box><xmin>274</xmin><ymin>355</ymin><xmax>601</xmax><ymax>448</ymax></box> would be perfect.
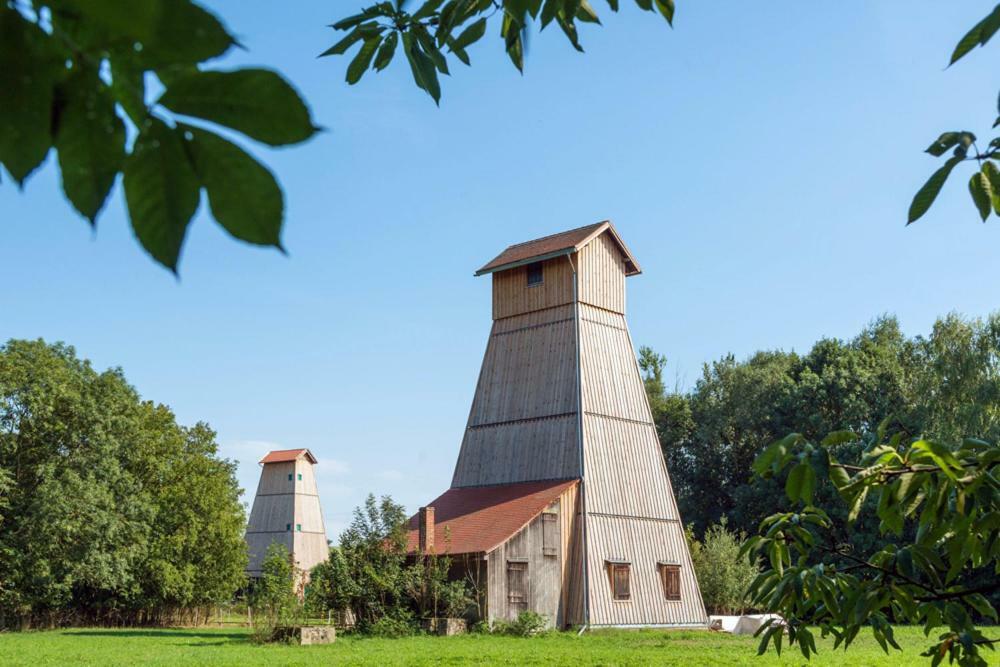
<box><xmin>492</xmin><ymin>257</ymin><xmax>574</xmax><ymax>320</ymax></box>
<box><xmin>486</xmin><ymin>501</ymin><xmax>565</xmax><ymax>628</ymax></box>
<box><xmin>577</xmin><ymin>232</ymin><xmax>626</xmax><ymax>314</ymax></box>
<box><xmin>246</xmin><ymin>458</ymin><xmax>330</xmax><ymax>576</ymax></box>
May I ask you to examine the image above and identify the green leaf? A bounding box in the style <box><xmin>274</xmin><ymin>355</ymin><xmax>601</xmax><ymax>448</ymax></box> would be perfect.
<box><xmin>109</xmin><ymin>58</ymin><xmax>147</xmax><ymax>127</ymax></box>
<box><xmin>949</xmin><ymin>5</ymin><xmax>1000</xmax><ymax>65</ymax></box>
<box><xmin>968</xmin><ymin>169</ymin><xmax>992</xmax><ymax>221</ymax></box>
<box><xmin>907</xmin><ymin>156</ymin><xmax>963</xmax><ymax>224</ymax></box>
<box><xmin>0</xmin><ymin>9</ymin><xmax>63</xmax><ymax>185</ymax></box>
<box><xmin>374</xmin><ymin>32</ymin><xmax>399</xmax><ymax>71</ymax></box>
<box><xmin>180</xmin><ymin>124</ymin><xmax>283</xmax><ymax>248</ymax></box>
<box><xmin>347</xmin><ymin>37</ymin><xmax>382</xmax><ymax>84</ymax></box>
<box><xmin>402</xmin><ymin>31</ymin><xmax>441</xmax><ymax>104</ymax></box>
<box><xmin>413</xmin><ymin>24</ymin><xmax>450</xmax><ymax>75</ymax></box>
<box><xmin>158</xmin><ymin>69</ymin><xmax>318</xmax><ymax>146</ymax></box>
<box><xmin>320</xmin><ymin>26</ymin><xmax>367</xmax><ymax>57</ymax></box>
<box><xmin>123</xmin><ymin>119</ymin><xmax>200</xmax><ymax>272</ymax></box>
<box><xmin>577</xmin><ymin>1</ymin><xmax>602</xmax><ymax>24</ymax></box>
<box><xmin>130</xmin><ymin>0</ymin><xmax>235</xmax><ymax>69</ymax></box>
<box><xmin>55</xmin><ymin>68</ymin><xmax>126</xmax><ymax>224</ymax></box>
<box><xmin>453</xmin><ymin>17</ymin><xmax>487</xmax><ymax>49</ymax></box>
<box><xmin>785</xmin><ymin>463</ymin><xmax>808</xmax><ymax>504</ymax></box>
<box><xmin>926</xmin><ymin>132</ymin><xmax>961</xmax><ymax>157</ymax></box>
<box><xmin>821</xmin><ymin>430</ymin><xmax>857</xmax><ymax>447</ymax></box>
<box><xmin>413</xmin><ymin>0</ymin><xmax>445</xmax><ymax>20</ymax></box>
<box><xmin>654</xmin><ymin>0</ymin><xmax>674</xmax><ymax>25</ymax></box>
<box><xmin>982</xmin><ymin>161</ymin><xmax>1000</xmax><ymax>214</ymax></box>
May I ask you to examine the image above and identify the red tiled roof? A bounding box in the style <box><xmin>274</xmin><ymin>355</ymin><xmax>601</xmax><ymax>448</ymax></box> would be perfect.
<box><xmin>259</xmin><ymin>448</ymin><xmax>317</xmax><ymax>464</ymax></box>
<box><xmin>475</xmin><ymin>221</ymin><xmax>641</xmax><ymax>276</ymax></box>
<box><xmin>406</xmin><ymin>479</ymin><xmax>579</xmax><ymax>555</ymax></box>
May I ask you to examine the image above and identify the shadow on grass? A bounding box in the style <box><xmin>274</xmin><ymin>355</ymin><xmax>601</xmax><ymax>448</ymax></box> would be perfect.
<box><xmin>65</xmin><ymin>629</ymin><xmax>248</xmax><ymax>642</ymax></box>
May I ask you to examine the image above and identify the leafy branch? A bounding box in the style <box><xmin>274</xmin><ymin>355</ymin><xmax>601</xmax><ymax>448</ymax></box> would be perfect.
<box><xmin>908</xmin><ymin>4</ymin><xmax>1000</xmax><ymax>225</ymax></box>
<box><xmin>321</xmin><ymin>0</ymin><xmax>675</xmax><ymax>104</ymax></box>
<box><xmin>743</xmin><ymin>428</ymin><xmax>999</xmax><ymax>667</ymax></box>
<box><xmin>0</xmin><ymin>1</ymin><xmax>319</xmax><ymax>273</ymax></box>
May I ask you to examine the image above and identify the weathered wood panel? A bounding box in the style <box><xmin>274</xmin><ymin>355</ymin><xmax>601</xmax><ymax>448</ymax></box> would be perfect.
<box><xmin>577</xmin><ymin>232</ymin><xmax>626</xmax><ymax>314</ymax></box>
<box><xmin>492</xmin><ymin>256</ymin><xmax>575</xmax><ymax>320</ymax></box>
<box><xmin>468</xmin><ymin>316</ymin><xmax>577</xmax><ymax>426</ymax></box>
<box><xmin>579</xmin><ymin>306</ymin><xmax>650</xmax><ymax>424</ymax></box>
<box><xmin>485</xmin><ymin>504</ymin><xmax>564</xmax><ymax>628</ymax></box>
<box><xmin>451</xmin><ymin>415</ymin><xmax>579</xmax><ymax>487</ymax></box>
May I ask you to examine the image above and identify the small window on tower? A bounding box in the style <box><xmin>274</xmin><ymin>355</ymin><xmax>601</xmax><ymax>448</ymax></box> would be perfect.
<box><xmin>606</xmin><ymin>560</ymin><xmax>631</xmax><ymax>601</ymax></box>
<box><xmin>286</xmin><ymin>523</ymin><xmax>291</xmax><ymax>531</ymax></box>
<box><xmin>297</xmin><ymin>473</ymin><xmax>302</xmax><ymax>481</ymax></box>
<box><xmin>658</xmin><ymin>562</ymin><xmax>681</xmax><ymax>601</ymax></box>
<box><xmin>526</xmin><ymin>261</ymin><xmax>543</xmax><ymax>287</ymax></box>
<box><xmin>296</xmin><ymin>524</ymin><xmax>302</xmax><ymax>532</ymax></box>
<box><xmin>288</xmin><ymin>473</ymin><xmax>293</xmax><ymax>481</ymax></box>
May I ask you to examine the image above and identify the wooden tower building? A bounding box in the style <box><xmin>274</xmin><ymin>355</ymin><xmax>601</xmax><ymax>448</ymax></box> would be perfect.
<box><xmin>245</xmin><ymin>448</ymin><xmax>329</xmax><ymax>578</ymax></box>
<box><xmin>407</xmin><ymin>221</ymin><xmax>706</xmax><ymax>628</ymax></box>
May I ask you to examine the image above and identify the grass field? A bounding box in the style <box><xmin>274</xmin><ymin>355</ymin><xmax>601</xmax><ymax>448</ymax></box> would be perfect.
<box><xmin>0</xmin><ymin>625</ymin><xmax>956</xmax><ymax>666</ymax></box>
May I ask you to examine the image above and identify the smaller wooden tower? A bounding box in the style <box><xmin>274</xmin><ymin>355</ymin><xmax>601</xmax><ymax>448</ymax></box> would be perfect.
<box><xmin>245</xmin><ymin>448</ymin><xmax>329</xmax><ymax>578</ymax></box>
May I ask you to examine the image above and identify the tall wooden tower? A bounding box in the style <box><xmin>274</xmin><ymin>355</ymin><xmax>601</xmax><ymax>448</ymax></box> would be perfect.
<box><xmin>245</xmin><ymin>448</ymin><xmax>329</xmax><ymax>578</ymax></box>
<box><xmin>449</xmin><ymin>221</ymin><xmax>706</xmax><ymax>627</ymax></box>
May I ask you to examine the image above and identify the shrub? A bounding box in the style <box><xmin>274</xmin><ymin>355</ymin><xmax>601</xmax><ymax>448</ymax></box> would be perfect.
<box><xmin>369</xmin><ymin>614</ymin><xmax>417</xmax><ymax>638</ymax></box>
<box><xmin>249</xmin><ymin>543</ymin><xmax>304</xmax><ymax>643</ymax></box>
<box><xmin>687</xmin><ymin>518</ymin><xmax>758</xmax><ymax>615</ymax></box>
<box><xmin>491</xmin><ymin>611</ymin><xmax>549</xmax><ymax>636</ymax></box>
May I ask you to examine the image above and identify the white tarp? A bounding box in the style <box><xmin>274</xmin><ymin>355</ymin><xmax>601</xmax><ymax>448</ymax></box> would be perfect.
<box><xmin>709</xmin><ymin>614</ymin><xmax>785</xmax><ymax>635</ymax></box>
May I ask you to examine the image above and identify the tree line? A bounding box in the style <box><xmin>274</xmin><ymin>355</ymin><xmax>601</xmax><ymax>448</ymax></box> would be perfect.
<box><xmin>641</xmin><ymin>312</ymin><xmax>999</xmax><ymax>544</ymax></box>
<box><xmin>0</xmin><ymin>340</ymin><xmax>247</xmax><ymax>628</ymax></box>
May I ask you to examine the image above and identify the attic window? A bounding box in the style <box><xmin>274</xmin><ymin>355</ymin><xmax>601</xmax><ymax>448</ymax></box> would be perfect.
<box><xmin>658</xmin><ymin>562</ymin><xmax>681</xmax><ymax>601</ymax></box>
<box><xmin>286</xmin><ymin>523</ymin><xmax>291</xmax><ymax>531</ymax></box>
<box><xmin>606</xmin><ymin>560</ymin><xmax>631</xmax><ymax>601</ymax></box>
<box><xmin>287</xmin><ymin>473</ymin><xmax>293</xmax><ymax>481</ymax></box>
<box><xmin>526</xmin><ymin>261</ymin><xmax>543</xmax><ymax>287</ymax></box>
<box><xmin>297</xmin><ymin>473</ymin><xmax>302</xmax><ymax>481</ymax></box>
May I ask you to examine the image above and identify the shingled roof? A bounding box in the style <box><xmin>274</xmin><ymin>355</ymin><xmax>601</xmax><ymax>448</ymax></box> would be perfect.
<box><xmin>259</xmin><ymin>449</ymin><xmax>318</xmax><ymax>465</ymax></box>
<box><xmin>406</xmin><ymin>479</ymin><xmax>578</xmax><ymax>555</ymax></box>
<box><xmin>475</xmin><ymin>220</ymin><xmax>641</xmax><ymax>276</ymax></box>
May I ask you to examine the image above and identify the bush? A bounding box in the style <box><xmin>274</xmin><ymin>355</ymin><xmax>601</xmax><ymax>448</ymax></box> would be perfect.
<box><xmin>687</xmin><ymin>518</ymin><xmax>758</xmax><ymax>615</ymax></box>
<box><xmin>490</xmin><ymin>611</ymin><xmax>549</xmax><ymax>636</ymax></box>
<box><xmin>368</xmin><ymin>614</ymin><xmax>417</xmax><ymax>638</ymax></box>
<box><xmin>249</xmin><ymin>543</ymin><xmax>304</xmax><ymax>644</ymax></box>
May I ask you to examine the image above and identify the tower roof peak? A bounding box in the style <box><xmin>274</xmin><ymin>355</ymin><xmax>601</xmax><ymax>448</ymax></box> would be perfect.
<box><xmin>475</xmin><ymin>220</ymin><xmax>641</xmax><ymax>277</ymax></box>
<box><xmin>258</xmin><ymin>448</ymin><xmax>317</xmax><ymax>465</ymax></box>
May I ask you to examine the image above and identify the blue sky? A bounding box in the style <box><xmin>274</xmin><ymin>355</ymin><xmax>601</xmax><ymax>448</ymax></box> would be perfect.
<box><xmin>2</xmin><ymin>1</ymin><xmax>998</xmax><ymax>536</ymax></box>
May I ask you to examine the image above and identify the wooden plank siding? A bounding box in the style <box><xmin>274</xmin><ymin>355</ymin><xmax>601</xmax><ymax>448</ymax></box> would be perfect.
<box><xmin>577</xmin><ymin>232</ymin><xmax>626</xmax><ymax>314</ymax></box>
<box><xmin>485</xmin><ymin>499</ymin><xmax>567</xmax><ymax>628</ymax></box>
<box><xmin>492</xmin><ymin>256</ymin><xmax>575</xmax><ymax>320</ymax></box>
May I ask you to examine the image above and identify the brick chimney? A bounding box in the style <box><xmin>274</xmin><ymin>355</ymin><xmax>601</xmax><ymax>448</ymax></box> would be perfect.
<box><xmin>418</xmin><ymin>506</ymin><xmax>435</xmax><ymax>553</ymax></box>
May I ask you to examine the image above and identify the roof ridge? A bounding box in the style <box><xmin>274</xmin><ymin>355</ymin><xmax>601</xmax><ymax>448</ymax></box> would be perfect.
<box><xmin>500</xmin><ymin>221</ymin><xmax>606</xmax><ymax>252</ymax></box>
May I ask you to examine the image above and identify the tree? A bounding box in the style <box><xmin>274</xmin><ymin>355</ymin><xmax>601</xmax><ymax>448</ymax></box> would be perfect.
<box><xmin>0</xmin><ymin>339</ymin><xmax>248</xmax><ymax>627</ymax></box>
<box><xmin>687</xmin><ymin>518</ymin><xmax>758</xmax><ymax>615</ymax></box>
<box><xmin>322</xmin><ymin>0</ymin><xmax>675</xmax><ymax>105</ymax></box>
<box><xmin>249</xmin><ymin>543</ymin><xmax>302</xmax><ymax>642</ymax></box>
<box><xmin>0</xmin><ymin>1</ymin><xmax>318</xmax><ymax>273</ymax></box>
<box><xmin>743</xmin><ymin>429</ymin><xmax>998</xmax><ymax>667</ymax></box>
<box><xmin>908</xmin><ymin>4</ymin><xmax>1000</xmax><ymax>225</ymax></box>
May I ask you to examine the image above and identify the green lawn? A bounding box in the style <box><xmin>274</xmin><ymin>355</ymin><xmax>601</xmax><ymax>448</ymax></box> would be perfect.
<box><xmin>0</xmin><ymin>626</ymin><xmax>955</xmax><ymax>666</ymax></box>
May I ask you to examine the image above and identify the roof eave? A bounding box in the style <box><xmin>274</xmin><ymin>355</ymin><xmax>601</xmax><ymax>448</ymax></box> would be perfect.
<box><xmin>474</xmin><ymin>247</ymin><xmax>576</xmax><ymax>277</ymax></box>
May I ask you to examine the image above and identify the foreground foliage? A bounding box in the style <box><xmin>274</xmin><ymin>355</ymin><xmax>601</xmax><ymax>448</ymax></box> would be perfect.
<box><xmin>322</xmin><ymin>0</ymin><xmax>675</xmax><ymax>104</ymax></box>
<box><xmin>0</xmin><ymin>1</ymin><xmax>317</xmax><ymax>272</ymax></box>
<box><xmin>0</xmin><ymin>625</ymin><xmax>962</xmax><ymax>666</ymax></box>
<box><xmin>744</xmin><ymin>429</ymin><xmax>999</xmax><ymax>666</ymax></box>
<box><xmin>249</xmin><ymin>544</ymin><xmax>303</xmax><ymax>643</ymax></box>
<box><xmin>0</xmin><ymin>339</ymin><xmax>247</xmax><ymax>628</ymax></box>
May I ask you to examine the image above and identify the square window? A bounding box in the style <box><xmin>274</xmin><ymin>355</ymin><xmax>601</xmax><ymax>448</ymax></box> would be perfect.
<box><xmin>659</xmin><ymin>563</ymin><xmax>681</xmax><ymax>601</ymax></box>
<box><xmin>526</xmin><ymin>261</ymin><xmax>543</xmax><ymax>287</ymax></box>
